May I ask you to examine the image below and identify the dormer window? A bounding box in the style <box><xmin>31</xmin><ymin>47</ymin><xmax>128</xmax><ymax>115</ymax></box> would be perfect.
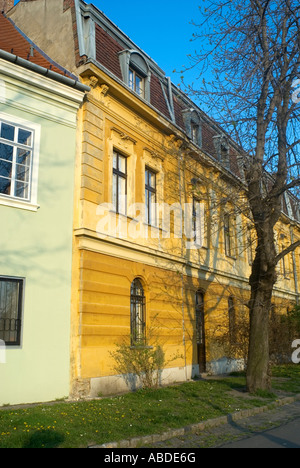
<box><xmin>119</xmin><ymin>50</ymin><xmax>151</xmax><ymax>101</ymax></box>
<box><xmin>182</xmin><ymin>109</ymin><xmax>202</xmax><ymax>147</ymax></box>
<box><xmin>129</xmin><ymin>67</ymin><xmax>144</xmax><ymax>97</ymax></box>
<box><xmin>213</xmin><ymin>134</ymin><xmax>230</xmax><ymax>169</ymax></box>
<box><xmin>191</xmin><ymin>122</ymin><xmax>199</xmax><ymax>144</ymax></box>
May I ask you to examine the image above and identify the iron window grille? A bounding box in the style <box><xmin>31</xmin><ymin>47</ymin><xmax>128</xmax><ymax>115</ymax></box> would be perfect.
<box><xmin>130</xmin><ymin>278</ymin><xmax>146</xmax><ymax>346</ymax></box>
<box><xmin>0</xmin><ymin>277</ymin><xmax>23</xmax><ymax>346</ymax></box>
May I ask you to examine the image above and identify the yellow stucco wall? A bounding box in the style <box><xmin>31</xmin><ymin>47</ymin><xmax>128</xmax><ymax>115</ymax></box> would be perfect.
<box><xmin>69</xmin><ymin>64</ymin><xmax>300</xmax><ymax>397</ymax></box>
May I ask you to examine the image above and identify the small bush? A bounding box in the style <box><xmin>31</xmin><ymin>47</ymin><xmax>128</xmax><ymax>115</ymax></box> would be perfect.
<box><xmin>110</xmin><ymin>343</ymin><xmax>165</xmax><ymax>389</ymax></box>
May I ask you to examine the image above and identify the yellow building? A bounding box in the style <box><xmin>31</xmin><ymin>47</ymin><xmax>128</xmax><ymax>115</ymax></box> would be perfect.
<box><xmin>9</xmin><ymin>0</ymin><xmax>300</xmax><ymax>398</ymax></box>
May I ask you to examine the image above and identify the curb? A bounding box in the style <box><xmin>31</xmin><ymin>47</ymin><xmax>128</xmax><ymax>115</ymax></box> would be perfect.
<box><xmin>88</xmin><ymin>394</ymin><xmax>300</xmax><ymax>448</ymax></box>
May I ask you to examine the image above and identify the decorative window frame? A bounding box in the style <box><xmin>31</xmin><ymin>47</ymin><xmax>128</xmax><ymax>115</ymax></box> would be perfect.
<box><xmin>119</xmin><ymin>49</ymin><xmax>151</xmax><ymax>101</ymax></box>
<box><xmin>0</xmin><ymin>112</ymin><xmax>41</xmax><ymax>212</ymax></box>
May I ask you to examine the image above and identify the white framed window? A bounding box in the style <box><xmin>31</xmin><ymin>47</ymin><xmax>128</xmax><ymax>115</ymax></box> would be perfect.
<box><xmin>129</xmin><ymin>68</ymin><xmax>145</xmax><ymax>98</ymax></box>
<box><xmin>0</xmin><ymin>113</ymin><xmax>40</xmax><ymax>211</ymax></box>
<box><xmin>119</xmin><ymin>50</ymin><xmax>151</xmax><ymax>101</ymax></box>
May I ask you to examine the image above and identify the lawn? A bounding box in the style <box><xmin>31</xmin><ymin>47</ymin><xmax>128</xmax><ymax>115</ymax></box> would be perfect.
<box><xmin>0</xmin><ymin>365</ymin><xmax>299</xmax><ymax>448</ymax></box>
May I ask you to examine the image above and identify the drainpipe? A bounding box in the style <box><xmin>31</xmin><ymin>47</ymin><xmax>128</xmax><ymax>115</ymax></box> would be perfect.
<box><xmin>178</xmin><ymin>148</ymin><xmax>188</xmax><ymax>381</ymax></box>
<box><xmin>290</xmin><ymin>226</ymin><xmax>299</xmax><ymax>304</ymax></box>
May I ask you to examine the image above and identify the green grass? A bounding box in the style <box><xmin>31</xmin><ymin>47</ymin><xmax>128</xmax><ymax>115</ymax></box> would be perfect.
<box><xmin>0</xmin><ymin>365</ymin><xmax>299</xmax><ymax>448</ymax></box>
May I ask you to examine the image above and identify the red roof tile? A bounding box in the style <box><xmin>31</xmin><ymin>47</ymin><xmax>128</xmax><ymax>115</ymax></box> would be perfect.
<box><xmin>0</xmin><ymin>13</ymin><xmax>74</xmax><ymax>78</ymax></box>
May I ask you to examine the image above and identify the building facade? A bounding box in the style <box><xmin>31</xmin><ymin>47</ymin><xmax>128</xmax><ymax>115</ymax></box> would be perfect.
<box><xmin>8</xmin><ymin>0</ymin><xmax>300</xmax><ymax>399</ymax></box>
<box><xmin>0</xmin><ymin>10</ymin><xmax>88</xmax><ymax>405</ymax></box>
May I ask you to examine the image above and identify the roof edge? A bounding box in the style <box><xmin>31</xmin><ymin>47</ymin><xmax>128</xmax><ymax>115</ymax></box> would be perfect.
<box><xmin>0</xmin><ymin>48</ymin><xmax>90</xmax><ymax>92</ymax></box>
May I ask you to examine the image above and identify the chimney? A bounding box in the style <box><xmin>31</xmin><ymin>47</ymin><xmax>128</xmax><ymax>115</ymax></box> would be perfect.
<box><xmin>0</xmin><ymin>0</ymin><xmax>14</xmax><ymax>14</ymax></box>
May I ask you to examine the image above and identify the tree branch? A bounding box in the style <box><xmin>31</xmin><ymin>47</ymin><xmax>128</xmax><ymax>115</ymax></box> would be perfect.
<box><xmin>275</xmin><ymin>239</ymin><xmax>300</xmax><ymax>264</ymax></box>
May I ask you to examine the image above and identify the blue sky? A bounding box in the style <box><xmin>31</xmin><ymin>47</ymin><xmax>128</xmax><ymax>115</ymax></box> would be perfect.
<box><xmin>91</xmin><ymin>0</ymin><xmax>211</xmax><ymax>107</ymax></box>
<box><xmin>91</xmin><ymin>0</ymin><xmax>201</xmax><ymax>85</ymax></box>
<box><xmin>13</xmin><ymin>0</ymin><xmax>203</xmax><ymax>88</ymax></box>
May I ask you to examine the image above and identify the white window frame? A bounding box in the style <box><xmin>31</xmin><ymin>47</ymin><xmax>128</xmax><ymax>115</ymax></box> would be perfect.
<box><xmin>0</xmin><ymin>112</ymin><xmax>41</xmax><ymax>212</ymax></box>
<box><xmin>129</xmin><ymin>67</ymin><xmax>145</xmax><ymax>98</ymax></box>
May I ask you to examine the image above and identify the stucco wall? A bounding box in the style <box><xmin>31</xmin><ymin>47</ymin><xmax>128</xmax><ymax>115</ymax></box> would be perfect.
<box><xmin>9</xmin><ymin>0</ymin><xmax>77</xmax><ymax>75</ymax></box>
<box><xmin>0</xmin><ymin>61</ymin><xmax>83</xmax><ymax>405</ymax></box>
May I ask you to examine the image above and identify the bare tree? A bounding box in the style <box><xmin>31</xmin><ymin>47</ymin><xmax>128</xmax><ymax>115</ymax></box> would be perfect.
<box><xmin>183</xmin><ymin>0</ymin><xmax>300</xmax><ymax>391</ymax></box>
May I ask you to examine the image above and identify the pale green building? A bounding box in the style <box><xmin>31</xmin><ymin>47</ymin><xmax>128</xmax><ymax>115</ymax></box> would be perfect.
<box><xmin>0</xmin><ymin>12</ymin><xmax>88</xmax><ymax>405</ymax></box>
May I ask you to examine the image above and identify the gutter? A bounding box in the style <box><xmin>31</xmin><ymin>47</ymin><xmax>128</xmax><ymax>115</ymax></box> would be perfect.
<box><xmin>0</xmin><ymin>49</ymin><xmax>90</xmax><ymax>93</ymax></box>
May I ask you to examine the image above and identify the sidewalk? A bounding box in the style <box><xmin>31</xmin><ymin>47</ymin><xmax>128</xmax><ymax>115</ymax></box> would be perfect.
<box><xmin>89</xmin><ymin>394</ymin><xmax>300</xmax><ymax>448</ymax></box>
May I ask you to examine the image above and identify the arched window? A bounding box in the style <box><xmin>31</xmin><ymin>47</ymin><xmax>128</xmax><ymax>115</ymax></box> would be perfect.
<box><xmin>119</xmin><ymin>50</ymin><xmax>151</xmax><ymax>101</ymax></box>
<box><xmin>130</xmin><ymin>278</ymin><xmax>146</xmax><ymax>346</ymax></box>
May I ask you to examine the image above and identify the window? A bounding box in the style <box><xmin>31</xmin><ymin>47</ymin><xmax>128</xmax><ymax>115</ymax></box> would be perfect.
<box><xmin>130</xmin><ymin>278</ymin><xmax>146</xmax><ymax>346</ymax></box>
<box><xmin>0</xmin><ymin>277</ymin><xmax>23</xmax><ymax>346</ymax></box>
<box><xmin>224</xmin><ymin>213</ymin><xmax>232</xmax><ymax>256</ymax></box>
<box><xmin>119</xmin><ymin>50</ymin><xmax>151</xmax><ymax>101</ymax></box>
<box><xmin>221</xmin><ymin>143</ymin><xmax>230</xmax><ymax>168</ymax></box>
<box><xmin>191</xmin><ymin>123</ymin><xmax>199</xmax><ymax>144</ymax></box>
<box><xmin>129</xmin><ymin>68</ymin><xmax>144</xmax><ymax>97</ymax></box>
<box><xmin>213</xmin><ymin>134</ymin><xmax>230</xmax><ymax>168</ymax></box>
<box><xmin>0</xmin><ymin>114</ymin><xmax>40</xmax><ymax>211</ymax></box>
<box><xmin>193</xmin><ymin>198</ymin><xmax>206</xmax><ymax>247</ymax></box>
<box><xmin>0</xmin><ymin>120</ymin><xmax>33</xmax><ymax>201</ymax></box>
<box><xmin>113</xmin><ymin>150</ymin><xmax>127</xmax><ymax>215</ymax></box>
<box><xmin>145</xmin><ymin>167</ymin><xmax>157</xmax><ymax>225</ymax></box>
<box><xmin>281</xmin><ymin>247</ymin><xmax>290</xmax><ymax>279</ymax></box>
<box><xmin>182</xmin><ymin>109</ymin><xmax>202</xmax><ymax>147</ymax></box>
<box><xmin>195</xmin><ymin>290</ymin><xmax>206</xmax><ymax>372</ymax></box>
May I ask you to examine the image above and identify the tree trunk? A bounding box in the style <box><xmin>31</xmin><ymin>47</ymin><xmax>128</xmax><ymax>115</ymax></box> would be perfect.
<box><xmin>246</xmin><ymin>227</ymin><xmax>277</xmax><ymax>393</ymax></box>
<box><xmin>246</xmin><ymin>284</ymin><xmax>273</xmax><ymax>392</ymax></box>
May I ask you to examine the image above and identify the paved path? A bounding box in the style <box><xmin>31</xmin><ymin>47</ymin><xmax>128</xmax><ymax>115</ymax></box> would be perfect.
<box><xmin>147</xmin><ymin>401</ymin><xmax>300</xmax><ymax>449</ymax></box>
<box><xmin>220</xmin><ymin>417</ymin><xmax>300</xmax><ymax>448</ymax></box>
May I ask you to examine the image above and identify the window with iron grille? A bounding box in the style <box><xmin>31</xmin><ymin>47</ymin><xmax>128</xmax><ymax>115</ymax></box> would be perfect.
<box><xmin>130</xmin><ymin>278</ymin><xmax>146</xmax><ymax>346</ymax></box>
<box><xmin>0</xmin><ymin>277</ymin><xmax>23</xmax><ymax>346</ymax></box>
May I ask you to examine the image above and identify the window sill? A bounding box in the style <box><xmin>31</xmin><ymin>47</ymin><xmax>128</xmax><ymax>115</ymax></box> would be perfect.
<box><xmin>130</xmin><ymin>345</ymin><xmax>154</xmax><ymax>350</ymax></box>
<box><xmin>0</xmin><ymin>196</ymin><xmax>39</xmax><ymax>212</ymax></box>
<box><xmin>225</xmin><ymin>254</ymin><xmax>237</xmax><ymax>261</ymax></box>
